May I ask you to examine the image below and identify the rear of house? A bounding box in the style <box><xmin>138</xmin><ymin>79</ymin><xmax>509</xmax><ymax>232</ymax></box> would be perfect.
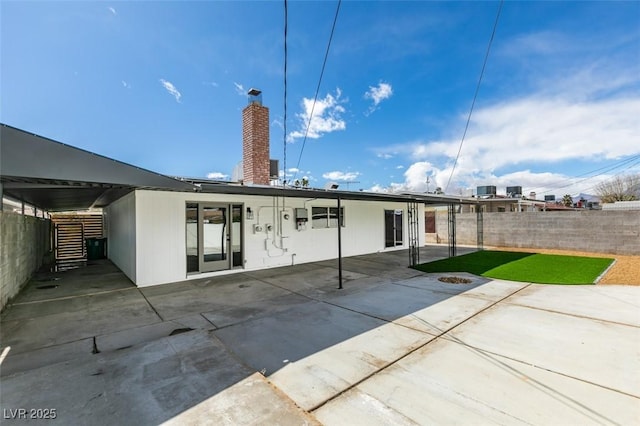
<box><xmin>106</xmin><ymin>189</ymin><xmax>424</xmax><ymax>286</ymax></box>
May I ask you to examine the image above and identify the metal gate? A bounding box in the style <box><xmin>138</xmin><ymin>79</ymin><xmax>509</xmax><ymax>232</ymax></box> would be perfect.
<box><xmin>52</xmin><ymin>214</ymin><xmax>103</xmax><ymax>260</ymax></box>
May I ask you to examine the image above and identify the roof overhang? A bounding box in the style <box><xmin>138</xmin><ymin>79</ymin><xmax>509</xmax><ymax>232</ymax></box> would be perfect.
<box><xmin>1</xmin><ymin>123</ymin><xmax>477</xmax><ymax>211</ymax></box>
<box><xmin>188</xmin><ymin>181</ymin><xmax>478</xmax><ymax>205</ymax></box>
<box><xmin>1</xmin><ymin>124</ymin><xmax>196</xmax><ymax>211</ymax></box>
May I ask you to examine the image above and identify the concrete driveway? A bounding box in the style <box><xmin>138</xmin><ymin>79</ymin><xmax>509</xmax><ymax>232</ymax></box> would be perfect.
<box><xmin>1</xmin><ymin>247</ymin><xmax>638</xmax><ymax>425</ymax></box>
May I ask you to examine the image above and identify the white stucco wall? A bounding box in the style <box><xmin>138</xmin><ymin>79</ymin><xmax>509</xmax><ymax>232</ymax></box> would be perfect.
<box><xmin>121</xmin><ymin>190</ymin><xmax>424</xmax><ymax>287</ymax></box>
<box><xmin>105</xmin><ymin>191</ymin><xmax>136</xmax><ymax>283</ymax></box>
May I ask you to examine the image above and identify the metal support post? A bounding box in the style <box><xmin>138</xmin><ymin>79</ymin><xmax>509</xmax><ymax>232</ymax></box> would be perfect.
<box><xmin>476</xmin><ymin>205</ymin><xmax>484</xmax><ymax>250</ymax></box>
<box><xmin>447</xmin><ymin>204</ymin><xmax>457</xmax><ymax>258</ymax></box>
<box><xmin>407</xmin><ymin>201</ymin><xmax>420</xmax><ymax>267</ymax></box>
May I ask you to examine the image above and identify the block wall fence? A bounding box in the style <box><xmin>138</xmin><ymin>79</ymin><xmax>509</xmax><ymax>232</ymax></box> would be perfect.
<box><xmin>433</xmin><ymin>210</ymin><xmax>640</xmax><ymax>255</ymax></box>
<box><xmin>1</xmin><ymin>211</ymin><xmax>51</xmax><ymax>311</ymax></box>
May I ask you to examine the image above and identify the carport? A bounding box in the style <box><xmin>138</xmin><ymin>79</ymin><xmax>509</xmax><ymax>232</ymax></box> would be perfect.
<box><xmin>0</xmin><ymin>124</ymin><xmax>196</xmax><ymax>306</ymax></box>
<box><xmin>0</xmin><ymin>124</ymin><xmax>196</xmax><ymax>212</ymax></box>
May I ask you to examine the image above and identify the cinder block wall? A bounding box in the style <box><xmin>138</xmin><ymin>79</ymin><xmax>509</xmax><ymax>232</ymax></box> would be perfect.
<box><xmin>435</xmin><ymin>210</ymin><xmax>640</xmax><ymax>255</ymax></box>
<box><xmin>0</xmin><ymin>211</ymin><xmax>51</xmax><ymax>311</ymax></box>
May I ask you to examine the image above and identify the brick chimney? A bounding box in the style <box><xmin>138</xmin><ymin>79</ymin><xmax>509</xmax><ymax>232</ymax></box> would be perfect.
<box><xmin>242</xmin><ymin>88</ymin><xmax>270</xmax><ymax>185</ymax></box>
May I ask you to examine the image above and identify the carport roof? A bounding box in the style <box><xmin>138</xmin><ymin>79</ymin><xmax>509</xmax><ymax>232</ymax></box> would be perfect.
<box><xmin>1</xmin><ymin>124</ymin><xmax>196</xmax><ymax>211</ymax></box>
<box><xmin>1</xmin><ymin>124</ymin><xmax>476</xmax><ymax>212</ymax></box>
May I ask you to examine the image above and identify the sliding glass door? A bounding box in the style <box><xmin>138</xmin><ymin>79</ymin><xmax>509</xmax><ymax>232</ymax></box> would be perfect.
<box><xmin>384</xmin><ymin>209</ymin><xmax>404</xmax><ymax>248</ymax></box>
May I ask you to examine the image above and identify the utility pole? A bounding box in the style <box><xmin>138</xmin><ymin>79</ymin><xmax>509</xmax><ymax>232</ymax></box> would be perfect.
<box><xmin>426</xmin><ymin>176</ymin><xmax>430</xmax><ymax>193</ymax></box>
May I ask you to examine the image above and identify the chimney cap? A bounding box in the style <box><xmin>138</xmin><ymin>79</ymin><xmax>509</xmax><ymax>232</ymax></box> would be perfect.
<box><xmin>248</xmin><ymin>88</ymin><xmax>262</xmax><ymax>96</ymax></box>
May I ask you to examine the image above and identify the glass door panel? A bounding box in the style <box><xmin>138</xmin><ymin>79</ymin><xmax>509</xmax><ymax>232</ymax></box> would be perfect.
<box><xmin>231</xmin><ymin>205</ymin><xmax>243</xmax><ymax>267</ymax></box>
<box><xmin>394</xmin><ymin>211</ymin><xmax>403</xmax><ymax>246</ymax></box>
<box><xmin>200</xmin><ymin>205</ymin><xmax>229</xmax><ymax>272</ymax></box>
<box><xmin>186</xmin><ymin>203</ymin><xmax>199</xmax><ymax>272</ymax></box>
<box><xmin>384</xmin><ymin>210</ymin><xmax>395</xmax><ymax>248</ymax></box>
<box><xmin>384</xmin><ymin>209</ymin><xmax>403</xmax><ymax>247</ymax></box>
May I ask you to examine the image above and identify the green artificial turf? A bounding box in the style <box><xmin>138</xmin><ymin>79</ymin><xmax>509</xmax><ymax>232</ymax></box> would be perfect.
<box><xmin>414</xmin><ymin>250</ymin><xmax>614</xmax><ymax>284</ymax></box>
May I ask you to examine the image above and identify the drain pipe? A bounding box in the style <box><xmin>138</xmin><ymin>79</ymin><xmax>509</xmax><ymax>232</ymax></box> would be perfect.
<box><xmin>337</xmin><ymin>196</ymin><xmax>343</xmax><ymax>289</ymax></box>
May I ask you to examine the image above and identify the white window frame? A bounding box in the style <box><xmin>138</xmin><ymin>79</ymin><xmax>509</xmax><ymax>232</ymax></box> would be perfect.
<box><xmin>311</xmin><ymin>206</ymin><xmax>345</xmax><ymax>229</ymax></box>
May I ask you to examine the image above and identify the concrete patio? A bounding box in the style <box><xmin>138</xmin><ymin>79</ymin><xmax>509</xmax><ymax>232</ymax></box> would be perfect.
<box><xmin>1</xmin><ymin>246</ymin><xmax>638</xmax><ymax>425</ymax></box>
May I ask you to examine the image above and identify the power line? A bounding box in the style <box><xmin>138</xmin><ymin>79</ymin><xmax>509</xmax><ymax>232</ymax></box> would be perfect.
<box><xmin>292</xmin><ymin>0</ymin><xmax>342</xmax><ymax>182</ymax></box>
<box><xmin>570</xmin><ymin>157</ymin><xmax>640</xmax><ymax>195</ymax></box>
<box><xmin>444</xmin><ymin>0</ymin><xmax>503</xmax><ymax>193</ymax></box>
<box><xmin>531</xmin><ymin>154</ymin><xmax>640</xmax><ymax>194</ymax></box>
<box><xmin>283</xmin><ymin>0</ymin><xmax>288</xmax><ymax>186</ymax></box>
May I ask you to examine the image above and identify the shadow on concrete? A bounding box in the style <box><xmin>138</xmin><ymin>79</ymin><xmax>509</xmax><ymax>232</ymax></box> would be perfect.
<box><xmin>1</xmin><ymin>245</ymin><xmax>507</xmax><ymax>424</ymax></box>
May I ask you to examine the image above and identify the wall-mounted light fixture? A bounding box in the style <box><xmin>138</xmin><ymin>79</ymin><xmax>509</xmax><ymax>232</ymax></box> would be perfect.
<box><xmin>246</xmin><ymin>207</ymin><xmax>254</xmax><ymax>220</ymax></box>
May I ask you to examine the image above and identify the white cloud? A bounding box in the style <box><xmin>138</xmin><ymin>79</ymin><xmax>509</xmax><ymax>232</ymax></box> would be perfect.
<box><xmin>322</xmin><ymin>171</ymin><xmax>360</xmax><ymax>181</ymax></box>
<box><xmin>370</xmin><ymin>32</ymin><xmax>640</xmax><ymax>196</ymax></box>
<box><xmin>409</xmin><ymin>96</ymin><xmax>640</xmax><ymax>171</ymax></box>
<box><xmin>364</xmin><ymin>82</ymin><xmax>393</xmax><ymax>115</ymax></box>
<box><xmin>121</xmin><ymin>80</ymin><xmax>130</xmax><ymax>89</ymax></box>
<box><xmin>272</xmin><ymin>118</ymin><xmax>284</xmax><ymax>130</ymax></box>
<box><xmin>396</xmin><ymin>165</ymin><xmax>404</xmax><ymax>169</ymax></box>
<box><xmin>280</xmin><ymin>168</ymin><xmax>306</xmax><ymax>178</ymax></box>
<box><xmin>375</xmin><ymin>158</ymin><xmax>631</xmax><ymax>198</ymax></box>
<box><xmin>207</xmin><ymin>172</ymin><xmax>228</xmax><ymax>180</ymax></box>
<box><xmin>499</xmin><ymin>31</ymin><xmax>570</xmax><ymax>57</ymax></box>
<box><xmin>380</xmin><ymin>80</ymin><xmax>640</xmax><ymax>194</ymax></box>
<box><xmin>203</xmin><ymin>81</ymin><xmax>218</xmax><ymax>88</ymax></box>
<box><xmin>108</xmin><ymin>7</ymin><xmax>117</xmax><ymax>16</ymax></box>
<box><xmin>365</xmin><ymin>82</ymin><xmax>393</xmax><ymax>106</ymax></box>
<box><xmin>288</xmin><ymin>89</ymin><xmax>346</xmax><ymax>141</ymax></box>
<box><xmin>376</xmin><ymin>152</ymin><xmax>394</xmax><ymax>159</ymax></box>
<box><xmin>159</xmin><ymin>79</ymin><xmax>182</xmax><ymax>103</ymax></box>
<box><xmin>233</xmin><ymin>82</ymin><xmax>245</xmax><ymax>96</ymax></box>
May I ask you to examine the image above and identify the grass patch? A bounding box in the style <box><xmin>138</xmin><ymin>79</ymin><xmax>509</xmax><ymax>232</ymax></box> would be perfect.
<box><xmin>414</xmin><ymin>250</ymin><xmax>614</xmax><ymax>284</ymax></box>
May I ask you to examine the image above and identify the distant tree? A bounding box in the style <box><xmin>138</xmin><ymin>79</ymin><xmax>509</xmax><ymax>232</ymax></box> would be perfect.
<box><xmin>301</xmin><ymin>177</ymin><xmax>310</xmax><ymax>188</ymax></box>
<box><xmin>595</xmin><ymin>173</ymin><xmax>640</xmax><ymax>203</ymax></box>
<box><xmin>562</xmin><ymin>194</ymin><xmax>573</xmax><ymax>207</ymax></box>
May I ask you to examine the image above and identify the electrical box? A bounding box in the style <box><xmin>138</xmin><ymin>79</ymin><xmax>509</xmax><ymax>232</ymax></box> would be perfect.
<box><xmin>281</xmin><ymin>236</ymin><xmax>290</xmax><ymax>249</ymax></box>
<box><xmin>295</xmin><ymin>208</ymin><xmax>308</xmax><ymax>222</ymax></box>
<box><xmin>295</xmin><ymin>208</ymin><xmax>308</xmax><ymax>231</ymax></box>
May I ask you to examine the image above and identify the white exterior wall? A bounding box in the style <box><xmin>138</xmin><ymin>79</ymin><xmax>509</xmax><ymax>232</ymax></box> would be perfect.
<box><xmin>127</xmin><ymin>190</ymin><xmax>424</xmax><ymax>287</ymax></box>
<box><xmin>105</xmin><ymin>191</ymin><xmax>136</xmax><ymax>283</ymax></box>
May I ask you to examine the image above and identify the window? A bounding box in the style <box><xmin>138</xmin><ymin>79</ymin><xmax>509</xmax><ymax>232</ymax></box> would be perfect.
<box><xmin>312</xmin><ymin>206</ymin><xmax>345</xmax><ymax>229</ymax></box>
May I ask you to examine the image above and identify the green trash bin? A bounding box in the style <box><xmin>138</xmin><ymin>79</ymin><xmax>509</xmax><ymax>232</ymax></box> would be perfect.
<box><xmin>86</xmin><ymin>237</ymin><xmax>107</xmax><ymax>260</ymax></box>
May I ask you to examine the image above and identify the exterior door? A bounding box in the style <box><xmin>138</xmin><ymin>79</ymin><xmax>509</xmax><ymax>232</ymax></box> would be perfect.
<box><xmin>186</xmin><ymin>203</ymin><xmax>243</xmax><ymax>274</ymax></box>
<box><xmin>200</xmin><ymin>204</ymin><xmax>229</xmax><ymax>272</ymax></box>
<box><xmin>384</xmin><ymin>209</ymin><xmax>404</xmax><ymax>248</ymax></box>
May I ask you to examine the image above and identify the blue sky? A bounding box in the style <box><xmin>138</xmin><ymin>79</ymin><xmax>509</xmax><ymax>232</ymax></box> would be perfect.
<box><xmin>2</xmin><ymin>1</ymin><xmax>639</xmax><ymax>198</ymax></box>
